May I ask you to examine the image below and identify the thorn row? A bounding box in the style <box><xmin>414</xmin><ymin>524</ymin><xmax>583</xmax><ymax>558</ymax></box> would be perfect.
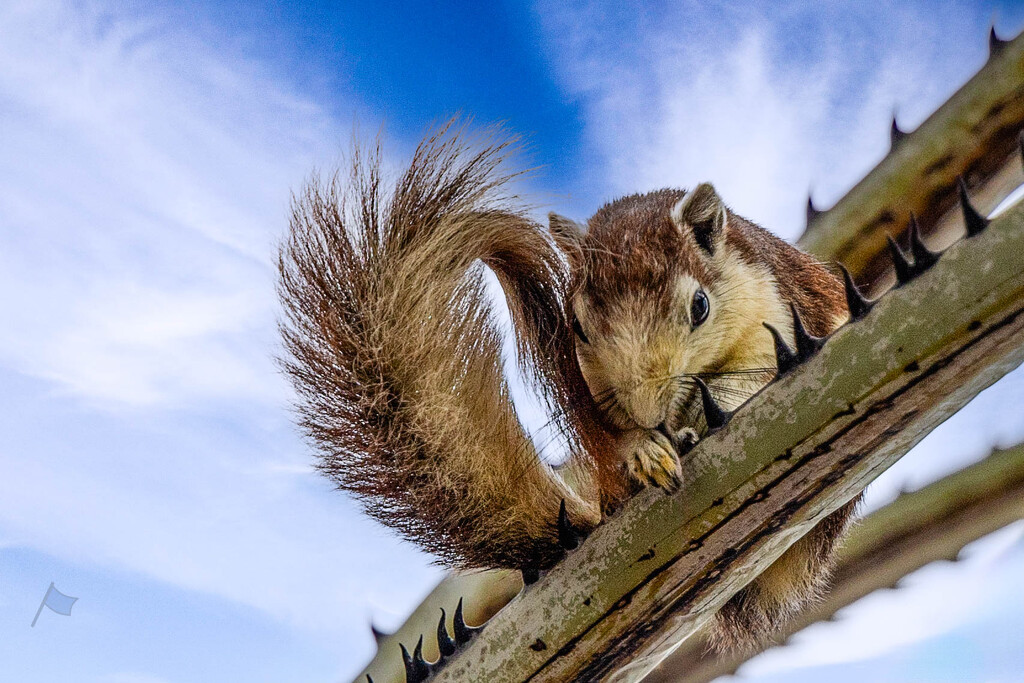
<box><xmin>399</xmin><ymin>636</ymin><xmax>431</xmax><ymax>683</ymax></box>
<box><xmin>437</xmin><ymin>608</ymin><xmax>456</xmax><ymax>657</ymax></box>
<box><xmin>727</xmin><ymin>170</ymin><xmax>992</xmax><ymax>432</ymax></box>
<box><xmin>522</xmin><ymin>497</ymin><xmax>592</xmax><ymax>586</ymax></box>
<box><xmin>763</xmin><ymin>304</ymin><xmax>826</xmax><ymax>379</ymax></box>
<box><xmin>397</xmin><ymin>597</ymin><xmax>482</xmax><ymax>683</ymax></box>
<box><xmin>887</xmin><ymin>214</ymin><xmax>942</xmax><ymax>285</ymax></box>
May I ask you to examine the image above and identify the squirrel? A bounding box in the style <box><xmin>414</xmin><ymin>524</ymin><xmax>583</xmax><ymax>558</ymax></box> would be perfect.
<box><xmin>277</xmin><ymin>121</ymin><xmax>861</xmax><ymax>652</ymax></box>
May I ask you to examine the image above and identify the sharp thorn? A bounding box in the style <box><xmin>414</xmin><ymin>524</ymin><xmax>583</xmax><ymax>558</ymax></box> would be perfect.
<box><xmin>694</xmin><ymin>377</ymin><xmax>732</xmax><ymax>431</ymax></box>
<box><xmin>890</xmin><ymin>116</ymin><xmax>908</xmax><ymax>149</ymax></box>
<box><xmin>453</xmin><ymin>598</ymin><xmax>478</xmax><ymax>646</ymax></box>
<box><xmin>367</xmin><ymin>676</ymin><xmax>374</xmax><ymax>683</ymax></box>
<box><xmin>838</xmin><ymin>263</ymin><xmax>873</xmax><ymax>321</ymax></box>
<box><xmin>370</xmin><ymin>622</ymin><xmax>390</xmax><ymax>648</ymax></box>
<box><xmin>412</xmin><ymin>635</ymin><xmax>432</xmax><ymax>680</ymax></box>
<box><xmin>806</xmin><ymin>195</ymin><xmax>821</xmax><ymax>225</ymax></box>
<box><xmin>522</xmin><ymin>566</ymin><xmax>540</xmax><ymax>585</ymax></box>
<box><xmin>557</xmin><ymin>499</ymin><xmax>580</xmax><ymax>551</ymax></box>
<box><xmin>989</xmin><ymin>25</ymin><xmax>1008</xmax><ymax>58</ymax></box>
<box><xmin>887</xmin><ymin>234</ymin><xmax>914</xmax><ymax>285</ymax></box>
<box><xmin>764</xmin><ymin>322</ymin><xmax>799</xmax><ymax>375</ymax></box>
<box><xmin>907</xmin><ymin>214</ymin><xmax>940</xmax><ymax>272</ymax></box>
<box><xmin>958</xmin><ymin>177</ymin><xmax>989</xmax><ymax>237</ymax></box>
<box><xmin>790</xmin><ymin>303</ymin><xmax>826</xmax><ymax>360</ymax></box>
<box><xmin>401</xmin><ymin>642</ymin><xmax>427</xmax><ymax>683</ymax></box>
<box><xmin>437</xmin><ymin>608</ymin><xmax>456</xmax><ymax>658</ymax></box>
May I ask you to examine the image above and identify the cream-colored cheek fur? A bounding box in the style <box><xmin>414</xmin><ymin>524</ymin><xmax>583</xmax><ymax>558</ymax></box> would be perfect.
<box><xmin>575</xmin><ymin>291</ymin><xmax>692</xmax><ymax>430</ymax></box>
<box><xmin>691</xmin><ymin>251</ymin><xmax>794</xmax><ymax>413</ymax></box>
<box><xmin>575</xmin><ymin>249</ymin><xmax>797</xmax><ymax>436</ymax></box>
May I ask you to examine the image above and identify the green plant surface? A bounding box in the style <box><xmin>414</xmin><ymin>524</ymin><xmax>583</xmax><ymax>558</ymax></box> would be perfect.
<box><xmin>798</xmin><ymin>30</ymin><xmax>1024</xmax><ymax>289</ymax></box>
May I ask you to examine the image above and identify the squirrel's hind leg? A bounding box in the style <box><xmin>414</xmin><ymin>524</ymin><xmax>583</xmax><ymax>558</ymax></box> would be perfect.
<box><xmin>711</xmin><ymin>494</ymin><xmax>861</xmax><ymax>652</ymax></box>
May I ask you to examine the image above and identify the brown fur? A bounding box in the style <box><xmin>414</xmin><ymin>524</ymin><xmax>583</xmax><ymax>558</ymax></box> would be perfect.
<box><xmin>277</xmin><ymin>121</ymin><xmax>608</xmax><ymax>571</ymax></box>
<box><xmin>561</xmin><ymin>185</ymin><xmax>861</xmax><ymax>651</ymax></box>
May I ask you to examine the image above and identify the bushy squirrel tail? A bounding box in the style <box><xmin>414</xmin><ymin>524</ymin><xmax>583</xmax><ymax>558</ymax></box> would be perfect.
<box><xmin>277</xmin><ymin>121</ymin><xmax>611</xmax><ymax>571</ymax></box>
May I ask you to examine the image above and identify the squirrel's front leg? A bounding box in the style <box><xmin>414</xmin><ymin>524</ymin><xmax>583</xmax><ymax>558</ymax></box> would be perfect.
<box><xmin>619</xmin><ymin>427</ymin><xmax>692</xmax><ymax>493</ymax></box>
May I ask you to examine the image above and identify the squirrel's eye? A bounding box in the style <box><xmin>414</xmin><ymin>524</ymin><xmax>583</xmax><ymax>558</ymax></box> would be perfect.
<box><xmin>572</xmin><ymin>315</ymin><xmax>590</xmax><ymax>344</ymax></box>
<box><xmin>691</xmin><ymin>289</ymin><xmax>710</xmax><ymax>327</ymax></box>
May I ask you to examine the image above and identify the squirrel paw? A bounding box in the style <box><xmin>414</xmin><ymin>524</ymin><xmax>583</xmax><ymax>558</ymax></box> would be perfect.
<box><xmin>627</xmin><ymin>429</ymin><xmax>683</xmax><ymax>493</ymax></box>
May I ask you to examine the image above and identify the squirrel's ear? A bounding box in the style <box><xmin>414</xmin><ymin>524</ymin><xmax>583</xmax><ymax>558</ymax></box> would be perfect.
<box><xmin>671</xmin><ymin>183</ymin><xmax>727</xmax><ymax>255</ymax></box>
<box><xmin>549</xmin><ymin>212</ymin><xmax>586</xmax><ymax>271</ymax></box>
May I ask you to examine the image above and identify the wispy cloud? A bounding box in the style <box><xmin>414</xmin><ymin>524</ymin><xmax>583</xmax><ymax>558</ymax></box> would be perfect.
<box><xmin>103</xmin><ymin>673</ymin><xmax>173</xmax><ymax>683</ymax></box>
<box><xmin>534</xmin><ymin>1</ymin><xmax>1012</xmax><ymax>238</ymax></box>
<box><xmin>0</xmin><ymin>1</ymin><xmax>441</xmax><ymax>675</ymax></box>
<box><xmin>0</xmin><ymin>0</ymin><xmax>335</xmax><ymax>408</ymax></box>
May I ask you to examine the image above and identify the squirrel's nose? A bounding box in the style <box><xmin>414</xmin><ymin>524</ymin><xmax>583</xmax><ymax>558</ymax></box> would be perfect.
<box><xmin>621</xmin><ymin>389</ymin><xmax>670</xmax><ymax>430</ymax></box>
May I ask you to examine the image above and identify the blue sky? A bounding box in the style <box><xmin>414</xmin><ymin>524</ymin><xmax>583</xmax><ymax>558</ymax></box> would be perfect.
<box><xmin>1</xmin><ymin>1</ymin><xmax>1024</xmax><ymax>682</ymax></box>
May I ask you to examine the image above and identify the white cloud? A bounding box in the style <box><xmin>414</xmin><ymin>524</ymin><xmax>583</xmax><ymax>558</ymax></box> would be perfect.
<box><xmin>0</xmin><ymin>0</ymin><xmax>335</xmax><ymax>408</ymax></box>
<box><xmin>0</xmin><ymin>1</ymin><xmax>442</xmax><ymax>675</ymax></box>
<box><xmin>103</xmin><ymin>673</ymin><xmax>173</xmax><ymax>683</ymax></box>
<box><xmin>533</xmin><ymin>1</ymin><xmax>999</xmax><ymax>239</ymax></box>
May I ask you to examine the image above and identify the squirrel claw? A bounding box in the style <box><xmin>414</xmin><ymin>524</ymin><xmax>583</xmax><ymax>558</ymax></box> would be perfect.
<box><xmin>627</xmin><ymin>429</ymin><xmax>683</xmax><ymax>493</ymax></box>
